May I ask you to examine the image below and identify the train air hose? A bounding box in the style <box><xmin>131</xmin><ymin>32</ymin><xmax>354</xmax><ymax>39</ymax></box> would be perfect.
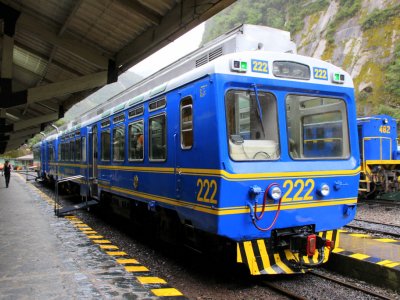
<box><xmin>250</xmin><ymin>183</ymin><xmax>282</xmax><ymax>232</ymax></box>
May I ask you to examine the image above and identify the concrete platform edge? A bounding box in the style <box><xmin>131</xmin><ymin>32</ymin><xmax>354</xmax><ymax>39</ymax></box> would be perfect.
<box><xmin>327</xmin><ymin>252</ymin><xmax>400</xmax><ymax>291</ymax></box>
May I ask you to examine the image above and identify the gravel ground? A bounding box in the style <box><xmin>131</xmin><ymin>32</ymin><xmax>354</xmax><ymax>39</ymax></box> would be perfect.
<box><xmin>354</xmin><ymin>201</ymin><xmax>400</xmax><ymax>226</ymax></box>
<box><xmin>33</xmin><ymin>182</ymin><xmax>400</xmax><ymax>300</ymax></box>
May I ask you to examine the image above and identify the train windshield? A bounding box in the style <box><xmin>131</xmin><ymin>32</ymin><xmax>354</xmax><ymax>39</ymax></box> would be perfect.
<box><xmin>225</xmin><ymin>90</ymin><xmax>279</xmax><ymax>161</ymax></box>
<box><xmin>286</xmin><ymin>95</ymin><xmax>350</xmax><ymax>159</ymax></box>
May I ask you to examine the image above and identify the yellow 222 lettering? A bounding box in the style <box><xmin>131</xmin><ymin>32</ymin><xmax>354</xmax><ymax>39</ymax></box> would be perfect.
<box><xmin>282</xmin><ymin>179</ymin><xmax>315</xmax><ymax>202</ymax></box>
<box><xmin>196</xmin><ymin>179</ymin><xmax>218</xmax><ymax>204</ymax></box>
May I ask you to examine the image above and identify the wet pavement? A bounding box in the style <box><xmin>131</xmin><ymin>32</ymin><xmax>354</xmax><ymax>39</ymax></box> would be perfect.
<box><xmin>0</xmin><ymin>174</ymin><xmax>163</xmax><ymax>299</ymax></box>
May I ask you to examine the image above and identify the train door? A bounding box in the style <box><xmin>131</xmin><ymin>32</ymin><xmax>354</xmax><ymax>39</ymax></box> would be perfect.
<box><xmin>175</xmin><ymin>89</ymin><xmax>194</xmax><ymax>199</ymax></box>
<box><xmin>89</xmin><ymin>125</ymin><xmax>98</xmax><ymax>198</ymax></box>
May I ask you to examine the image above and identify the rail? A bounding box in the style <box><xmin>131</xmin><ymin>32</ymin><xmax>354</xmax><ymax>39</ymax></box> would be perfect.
<box><xmin>12</xmin><ymin>168</ymin><xmax>39</xmax><ymax>182</ymax></box>
<box><xmin>54</xmin><ymin>175</ymin><xmax>86</xmax><ymax>216</ymax></box>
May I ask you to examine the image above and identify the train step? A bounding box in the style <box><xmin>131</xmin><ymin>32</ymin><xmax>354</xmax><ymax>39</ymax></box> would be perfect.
<box><xmin>56</xmin><ymin>200</ymin><xmax>99</xmax><ymax>216</ymax></box>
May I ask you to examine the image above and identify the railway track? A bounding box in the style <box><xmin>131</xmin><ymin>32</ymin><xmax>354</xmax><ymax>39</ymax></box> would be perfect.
<box><xmin>345</xmin><ymin>219</ymin><xmax>400</xmax><ymax>238</ymax></box>
<box><xmin>261</xmin><ymin>271</ymin><xmax>396</xmax><ymax>300</ymax></box>
<box><xmin>309</xmin><ymin>271</ymin><xmax>395</xmax><ymax>300</ymax></box>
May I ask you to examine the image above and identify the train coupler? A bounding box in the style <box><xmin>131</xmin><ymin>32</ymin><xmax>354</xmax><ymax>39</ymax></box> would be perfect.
<box><xmin>236</xmin><ymin>230</ymin><xmax>336</xmax><ymax>275</ymax></box>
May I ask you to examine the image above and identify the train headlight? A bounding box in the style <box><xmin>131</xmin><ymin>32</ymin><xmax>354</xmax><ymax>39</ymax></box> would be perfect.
<box><xmin>317</xmin><ymin>183</ymin><xmax>330</xmax><ymax>197</ymax></box>
<box><xmin>268</xmin><ymin>186</ymin><xmax>282</xmax><ymax>201</ymax></box>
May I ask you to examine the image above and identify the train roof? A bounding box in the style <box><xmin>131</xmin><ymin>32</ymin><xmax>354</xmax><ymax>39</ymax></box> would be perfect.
<box><xmin>43</xmin><ymin>25</ymin><xmax>353</xmax><ymax>141</ymax></box>
<box><xmin>45</xmin><ymin>50</ymin><xmax>354</xmax><ymax>142</ymax></box>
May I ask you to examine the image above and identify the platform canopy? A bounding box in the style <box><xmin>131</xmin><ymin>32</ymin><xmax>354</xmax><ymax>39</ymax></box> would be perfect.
<box><xmin>0</xmin><ymin>0</ymin><xmax>235</xmax><ymax>153</ymax></box>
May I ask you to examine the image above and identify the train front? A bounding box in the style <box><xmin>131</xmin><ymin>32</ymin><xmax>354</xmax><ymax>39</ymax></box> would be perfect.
<box><xmin>216</xmin><ymin>52</ymin><xmax>360</xmax><ymax>275</ymax></box>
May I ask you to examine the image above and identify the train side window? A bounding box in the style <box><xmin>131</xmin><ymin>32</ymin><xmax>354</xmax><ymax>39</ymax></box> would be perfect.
<box><xmin>66</xmin><ymin>141</ymin><xmax>70</xmax><ymax>161</ymax></box>
<box><xmin>81</xmin><ymin>137</ymin><xmax>86</xmax><ymax>162</ymax></box>
<box><xmin>49</xmin><ymin>146</ymin><xmax>54</xmax><ymax>161</ymax></box>
<box><xmin>70</xmin><ymin>140</ymin><xmax>75</xmax><ymax>161</ymax></box>
<box><xmin>76</xmin><ymin>138</ymin><xmax>81</xmax><ymax>161</ymax></box>
<box><xmin>101</xmin><ymin>129</ymin><xmax>111</xmax><ymax>161</ymax></box>
<box><xmin>180</xmin><ymin>97</ymin><xmax>193</xmax><ymax>149</ymax></box>
<box><xmin>128</xmin><ymin>120</ymin><xmax>144</xmax><ymax>161</ymax></box>
<box><xmin>113</xmin><ymin>125</ymin><xmax>125</xmax><ymax>162</ymax></box>
<box><xmin>149</xmin><ymin>114</ymin><xmax>166</xmax><ymax>161</ymax></box>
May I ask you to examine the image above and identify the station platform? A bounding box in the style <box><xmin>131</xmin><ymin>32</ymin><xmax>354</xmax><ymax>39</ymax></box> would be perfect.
<box><xmin>0</xmin><ymin>174</ymin><xmax>185</xmax><ymax>299</ymax></box>
<box><xmin>329</xmin><ymin>229</ymin><xmax>400</xmax><ymax>290</ymax></box>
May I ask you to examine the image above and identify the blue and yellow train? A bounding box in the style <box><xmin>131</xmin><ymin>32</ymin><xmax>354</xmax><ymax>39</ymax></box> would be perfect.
<box><xmin>33</xmin><ymin>25</ymin><xmax>360</xmax><ymax>275</ymax></box>
<box><xmin>357</xmin><ymin>114</ymin><xmax>400</xmax><ymax>197</ymax></box>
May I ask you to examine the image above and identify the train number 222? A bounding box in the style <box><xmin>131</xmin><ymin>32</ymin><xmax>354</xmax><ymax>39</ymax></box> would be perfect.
<box><xmin>196</xmin><ymin>179</ymin><xmax>218</xmax><ymax>204</ymax></box>
<box><xmin>282</xmin><ymin>179</ymin><xmax>315</xmax><ymax>201</ymax></box>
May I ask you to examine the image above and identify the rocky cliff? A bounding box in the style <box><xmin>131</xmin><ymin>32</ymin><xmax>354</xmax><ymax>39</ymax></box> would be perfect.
<box><xmin>203</xmin><ymin>0</ymin><xmax>400</xmax><ymax>116</ymax></box>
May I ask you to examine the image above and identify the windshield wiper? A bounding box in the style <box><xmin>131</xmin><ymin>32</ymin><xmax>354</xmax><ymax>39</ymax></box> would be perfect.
<box><xmin>252</xmin><ymin>84</ymin><xmax>266</xmax><ymax>138</ymax></box>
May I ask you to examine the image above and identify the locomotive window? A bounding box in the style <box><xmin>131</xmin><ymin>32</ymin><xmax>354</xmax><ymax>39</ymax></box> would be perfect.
<box><xmin>82</xmin><ymin>137</ymin><xmax>87</xmax><ymax>162</ymax></box>
<box><xmin>113</xmin><ymin>125</ymin><xmax>125</xmax><ymax>161</ymax></box>
<box><xmin>128</xmin><ymin>120</ymin><xmax>144</xmax><ymax>161</ymax></box>
<box><xmin>149</xmin><ymin>114</ymin><xmax>166</xmax><ymax>161</ymax></box>
<box><xmin>286</xmin><ymin>95</ymin><xmax>349</xmax><ymax>159</ymax></box>
<box><xmin>180</xmin><ymin>97</ymin><xmax>193</xmax><ymax>149</ymax></box>
<box><xmin>225</xmin><ymin>90</ymin><xmax>280</xmax><ymax>161</ymax></box>
<box><xmin>101</xmin><ymin>130</ymin><xmax>111</xmax><ymax>161</ymax></box>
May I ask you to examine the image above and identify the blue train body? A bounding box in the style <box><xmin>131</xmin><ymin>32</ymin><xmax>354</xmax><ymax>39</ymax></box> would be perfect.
<box><xmin>357</xmin><ymin>115</ymin><xmax>400</xmax><ymax>196</ymax></box>
<box><xmin>33</xmin><ymin>26</ymin><xmax>360</xmax><ymax>275</ymax></box>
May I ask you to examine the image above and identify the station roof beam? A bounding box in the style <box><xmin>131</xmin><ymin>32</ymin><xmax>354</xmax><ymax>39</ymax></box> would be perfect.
<box><xmin>0</xmin><ymin>0</ymin><xmax>235</xmax><ymax>153</ymax></box>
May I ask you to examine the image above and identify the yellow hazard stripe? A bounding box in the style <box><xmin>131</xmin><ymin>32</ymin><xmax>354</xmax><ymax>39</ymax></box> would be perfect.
<box><xmin>151</xmin><ymin>288</ymin><xmax>183</xmax><ymax>297</ymax></box>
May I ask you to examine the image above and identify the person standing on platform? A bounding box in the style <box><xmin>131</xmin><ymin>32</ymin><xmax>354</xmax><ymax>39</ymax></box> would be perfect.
<box><xmin>3</xmin><ymin>160</ymin><xmax>12</xmax><ymax>188</ymax></box>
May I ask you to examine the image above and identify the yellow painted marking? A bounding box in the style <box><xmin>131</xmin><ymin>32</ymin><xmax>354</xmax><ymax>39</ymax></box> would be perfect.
<box><xmin>105</xmin><ymin>184</ymin><xmax>358</xmax><ymax>216</ymax></box>
<box><xmin>87</xmin><ymin>235</ymin><xmax>104</xmax><ymax>239</ymax></box>
<box><xmin>98</xmin><ymin>165</ymin><xmax>360</xmax><ymax>179</ymax></box>
<box><xmin>70</xmin><ymin>220</ymin><xmax>83</xmax><ymax>224</ymax></box>
<box><xmin>303</xmin><ymin>256</ymin><xmax>310</xmax><ymax>264</ymax></box>
<box><xmin>243</xmin><ymin>241</ymin><xmax>260</xmax><ymax>275</ymax></box>
<box><xmin>373</xmin><ymin>238</ymin><xmax>398</xmax><ymax>243</ymax></box>
<box><xmin>349</xmin><ymin>253</ymin><xmax>370</xmax><ymax>260</ymax></box>
<box><xmin>116</xmin><ymin>258</ymin><xmax>139</xmax><ymax>264</ymax></box>
<box><xmin>151</xmin><ymin>288</ymin><xmax>183</xmax><ymax>297</ymax></box>
<box><xmin>284</xmin><ymin>249</ymin><xmax>300</xmax><ymax>266</ymax></box>
<box><xmin>324</xmin><ymin>231</ymin><xmax>334</xmax><ymax>262</ymax></box>
<box><xmin>125</xmin><ymin>266</ymin><xmax>149</xmax><ymax>272</ymax></box>
<box><xmin>257</xmin><ymin>240</ymin><xmax>277</xmax><ymax>274</ymax></box>
<box><xmin>106</xmin><ymin>251</ymin><xmax>127</xmax><ymax>256</ymax></box>
<box><xmin>332</xmin><ymin>247</ymin><xmax>344</xmax><ymax>253</ymax></box>
<box><xmin>92</xmin><ymin>239</ymin><xmax>111</xmax><ymax>244</ymax></box>
<box><xmin>377</xmin><ymin>260</ymin><xmax>394</xmax><ymax>266</ymax></box>
<box><xmin>74</xmin><ymin>224</ymin><xmax>89</xmax><ymax>227</ymax></box>
<box><xmin>137</xmin><ymin>277</ymin><xmax>167</xmax><ymax>284</ymax></box>
<box><xmin>79</xmin><ymin>227</ymin><xmax>94</xmax><ymax>231</ymax></box>
<box><xmin>82</xmin><ymin>231</ymin><xmax>97</xmax><ymax>234</ymax></box>
<box><xmin>236</xmin><ymin>244</ymin><xmax>243</xmax><ymax>263</ymax></box>
<box><xmin>349</xmin><ymin>233</ymin><xmax>370</xmax><ymax>238</ymax></box>
<box><xmin>99</xmin><ymin>245</ymin><xmax>118</xmax><ymax>250</ymax></box>
<box><xmin>385</xmin><ymin>262</ymin><xmax>400</xmax><ymax>268</ymax></box>
<box><xmin>273</xmin><ymin>253</ymin><xmax>293</xmax><ymax>274</ymax></box>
